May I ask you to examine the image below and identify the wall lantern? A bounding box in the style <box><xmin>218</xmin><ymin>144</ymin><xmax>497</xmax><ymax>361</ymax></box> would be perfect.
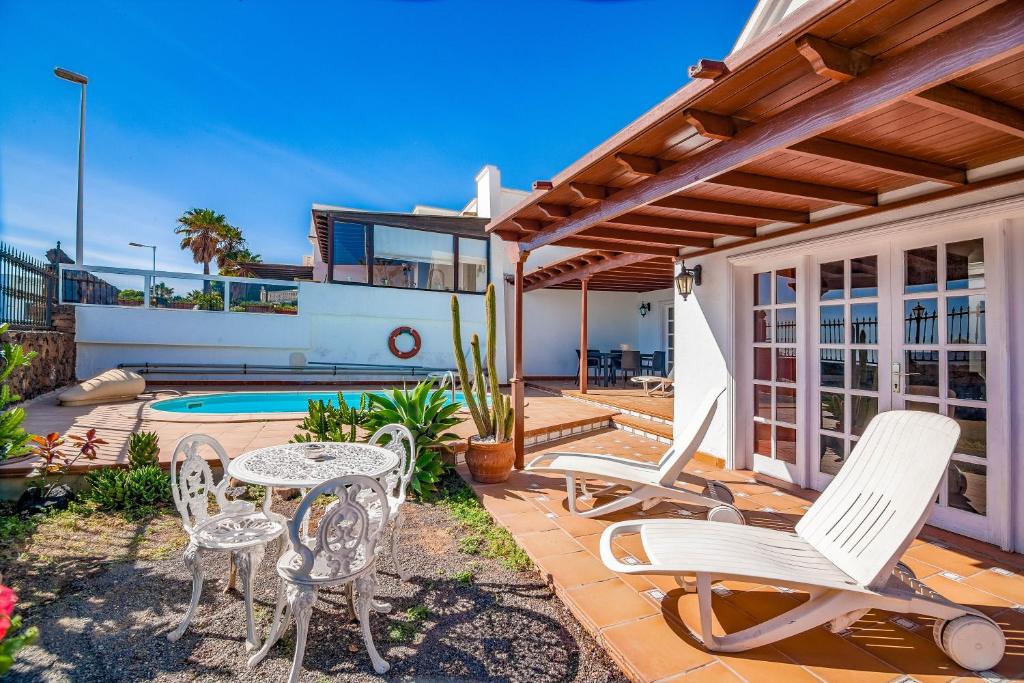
<box><xmin>675</xmin><ymin>263</ymin><xmax>703</xmax><ymax>301</ymax></box>
<box><xmin>638</xmin><ymin>302</ymin><xmax>651</xmax><ymax>318</ymax></box>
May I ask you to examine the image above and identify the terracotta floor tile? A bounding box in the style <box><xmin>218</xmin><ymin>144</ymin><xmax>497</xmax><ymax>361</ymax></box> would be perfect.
<box><xmin>477</xmin><ymin>492</ymin><xmax>537</xmax><ymax>518</ymax></box>
<box><xmin>553</xmin><ymin>513</ymin><xmax>609</xmax><ymax>538</ymax></box>
<box><xmin>845</xmin><ymin>610</ymin><xmax>968</xmax><ymax>682</ymax></box>
<box><xmin>921</xmin><ymin>574</ymin><xmax>1011</xmax><ymax>617</ymax></box>
<box><xmin>660</xmin><ymin>661</ymin><xmax>745</xmax><ymax>682</ymax></box>
<box><xmin>534</xmin><ymin>550</ymin><xmax>615</xmax><ymax>588</ymax></box>
<box><xmin>565</xmin><ymin>578</ymin><xmax>659</xmax><ymax>629</ymax></box>
<box><xmin>516</xmin><ymin>529</ymin><xmax>582</xmax><ymax>559</ymax></box>
<box><xmin>899</xmin><ymin>554</ymin><xmax>942</xmax><ymax>580</ymax></box>
<box><xmin>501</xmin><ymin>510</ymin><xmax>559</xmax><ymax>535</ymax></box>
<box><xmin>531</xmin><ymin>494</ymin><xmax>577</xmax><ymax>518</ymax></box>
<box><xmin>905</xmin><ymin>543</ymin><xmax>990</xmax><ymax>580</ymax></box>
<box><xmin>985</xmin><ymin>607</ymin><xmax>1024</xmax><ymax>680</ymax></box>
<box><xmin>963</xmin><ymin>567</ymin><xmax>1024</xmax><ymax>605</ymax></box>
<box><xmin>601</xmin><ymin>614</ymin><xmax>715</xmax><ymax>682</ymax></box>
<box><xmin>575</xmin><ymin>532</ymin><xmax>604</xmax><ymax>559</ymax></box>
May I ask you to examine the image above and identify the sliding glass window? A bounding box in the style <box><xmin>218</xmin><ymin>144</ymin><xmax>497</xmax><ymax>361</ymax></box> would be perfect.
<box><xmin>331</xmin><ymin>222</ymin><xmax>369</xmax><ymax>284</ymax></box>
<box><xmin>458</xmin><ymin>237</ymin><xmax>488</xmax><ymax>293</ymax></box>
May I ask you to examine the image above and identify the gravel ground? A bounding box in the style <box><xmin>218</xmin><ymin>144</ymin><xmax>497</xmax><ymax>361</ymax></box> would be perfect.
<box><xmin>5</xmin><ymin>484</ymin><xmax>627</xmax><ymax>683</ymax></box>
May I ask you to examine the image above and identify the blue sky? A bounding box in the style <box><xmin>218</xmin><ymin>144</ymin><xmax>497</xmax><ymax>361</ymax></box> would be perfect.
<box><xmin>0</xmin><ymin>0</ymin><xmax>755</xmax><ymax>272</ymax></box>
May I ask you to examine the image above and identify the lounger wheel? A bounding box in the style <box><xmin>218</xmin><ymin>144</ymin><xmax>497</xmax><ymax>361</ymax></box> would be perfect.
<box><xmin>934</xmin><ymin>615</ymin><xmax>1005</xmax><ymax>671</ymax></box>
<box><xmin>701</xmin><ymin>481</ymin><xmax>735</xmax><ymax>505</ymax></box>
<box><xmin>895</xmin><ymin>561</ymin><xmax>916</xmax><ymax>580</ymax></box>
<box><xmin>707</xmin><ymin>505</ymin><xmax>745</xmax><ymax>525</ymax></box>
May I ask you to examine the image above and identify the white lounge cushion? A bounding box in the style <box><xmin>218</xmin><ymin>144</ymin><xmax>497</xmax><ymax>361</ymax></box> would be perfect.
<box><xmin>58</xmin><ymin>369</ymin><xmax>145</xmax><ymax>406</ymax></box>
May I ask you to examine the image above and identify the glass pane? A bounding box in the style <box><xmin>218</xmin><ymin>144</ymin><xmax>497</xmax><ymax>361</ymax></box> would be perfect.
<box><xmin>905</xmin><ymin>351</ymin><xmax>940</xmax><ymax>396</ymax></box>
<box><xmin>228</xmin><ymin>281</ymin><xmax>299</xmax><ymax>314</ymax></box>
<box><xmin>775</xmin><ymin>268</ymin><xmax>797</xmax><ymax>304</ymax></box>
<box><xmin>776</xmin><ymin>347</ymin><xmax>797</xmax><ymax>383</ymax></box>
<box><xmin>61</xmin><ymin>267</ymin><xmax>143</xmax><ymax>306</ymax></box>
<box><xmin>820</xmin><ymin>434</ymin><xmax>845</xmax><ymax>476</ymax></box>
<box><xmin>754</xmin><ymin>384</ymin><xmax>772</xmax><ymax>419</ymax></box>
<box><xmin>754</xmin><ymin>422</ymin><xmax>771</xmax><ymax>457</ymax></box>
<box><xmin>776</xmin><ymin>427</ymin><xmax>797</xmax><ymax>464</ymax></box>
<box><xmin>906</xmin><ymin>400</ymin><xmax>940</xmax><ymax>414</ymax></box>
<box><xmin>776</xmin><ymin>308</ymin><xmax>797</xmax><ymax>344</ymax></box>
<box><xmin>820</xmin><ymin>260</ymin><xmax>844</xmax><ymax>301</ymax></box>
<box><xmin>850</xmin><ymin>303</ymin><xmax>878</xmax><ymax>344</ymax></box>
<box><xmin>819</xmin><ymin>305</ymin><xmax>845</xmax><ymax>344</ymax></box>
<box><xmin>946</xmin><ymin>296</ymin><xmax>985</xmax><ymax>344</ymax></box>
<box><xmin>331</xmin><ymin>221</ymin><xmax>369</xmax><ymax>283</ymax></box>
<box><xmin>948</xmin><ymin>351</ymin><xmax>986</xmax><ymax>401</ymax></box>
<box><xmin>851</xmin><ymin>350</ymin><xmax>878</xmax><ymax>391</ymax></box>
<box><xmin>754</xmin><ymin>348</ymin><xmax>772</xmax><ymax>381</ymax></box>
<box><xmin>904</xmin><ymin>298</ymin><xmax>938</xmax><ymax>345</ymax></box>
<box><xmin>776</xmin><ymin>387</ymin><xmax>796</xmax><ymax>424</ymax></box>
<box><xmin>850</xmin><ymin>255</ymin><xmax>878</xmax><ymax>298</ymax></box>
<box><xmin>373</xmin><ymin>225</ymin><xmax>454</xmax><ymax>291</ymax></box>
<box><xmin>820</xmin><ymin>349</ymin><xmax>844</xmax><ymax>388</ymax></box>
<box><xmin>820</xmin><ymin>392</ymin><xmax>844</xmax><ymax>432</ymax></box>
<box><xmin>947</xmin><ymin>461</ymin><xmax>986</xmax><ymax>515</ymax></box>
<box><xmin>946</xmin><ymin>238</ymin><xmax>984</xmax><ymax>291</ymax></box>
<box><xmin>948</xmin><ymin>405</ymin><xmax>986</xmax><ymax>458</ymax></box>
<box><xmin>754</xmin><ymin>272</ymin><xmax>771</xmax><ymax>306</ymax></box>
<box><xmin>850</xmin><ymin>395</ymin><xmax>877</xmax><ymax>437</ymax></box>
<box><xmin>753</xmin><ymin>310</ymin><xmax>772</xmax><ymax>343</ymax></box>
<box><xmin>151</xmin><ymin>277</ymin><xmax>225</xmax><ymax>311</ymax></box>
<box><xmin>458</xmin><ymin>238</ymin><xmax>488</xmax><ymax>292</ymax></box>
<box><xmin>905</xmin><ymin>246</ymin><xmax>938</xmax><ymax>293</ymax></box>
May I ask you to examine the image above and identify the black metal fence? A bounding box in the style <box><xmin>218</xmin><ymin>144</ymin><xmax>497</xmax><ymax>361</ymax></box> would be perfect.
<box><xmin>0</xmin><ymin>242</ymin><xmax>55</xmax><ymax>329</ymax></box>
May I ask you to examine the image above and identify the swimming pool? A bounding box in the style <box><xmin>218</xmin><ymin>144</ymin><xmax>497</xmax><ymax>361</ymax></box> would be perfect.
<box><xmin>151</xmin><ymin>390</ymin><xmax>469</xmax><ymax>414</ymax></box>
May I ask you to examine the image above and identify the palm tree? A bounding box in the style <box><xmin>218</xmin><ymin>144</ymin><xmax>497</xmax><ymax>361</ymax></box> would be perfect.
<box><xmin>219</xmin><ymin>247</ymin><xmax>263</xmax><ymax>276</ymax></box>
<box><xmin>175</xmin><ymin>208</ymin><xmax>235</xmax><ymax>275</ymax></box>
<box><xmin>215</xmin><ymin>225</ymin><xmax>246</xmax><ymax>271</ymax></box>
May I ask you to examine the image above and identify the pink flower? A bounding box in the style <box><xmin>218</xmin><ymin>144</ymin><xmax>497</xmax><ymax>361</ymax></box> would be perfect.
<box><xmin>0</xmin><ymin>614</ymin><xmax>10</xmax><ymax>641</ymax></box>
<box><xmin>0</xmin><ymin>586</ymin><xmax>17</xmax><ymax>618</ymax></box>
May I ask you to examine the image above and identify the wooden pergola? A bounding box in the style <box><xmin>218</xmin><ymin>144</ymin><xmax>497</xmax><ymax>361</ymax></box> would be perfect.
<box><xmin>489</xmin><ymin>0</ymin><xmax>1024</xmax><ymax>467</ymax></box>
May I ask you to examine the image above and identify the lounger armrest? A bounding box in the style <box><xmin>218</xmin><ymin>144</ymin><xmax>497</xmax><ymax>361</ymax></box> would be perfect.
<box><xmin>599</xmin><ymin>521</ymin><xmax>656</xmax><ymax>575</ymax></box>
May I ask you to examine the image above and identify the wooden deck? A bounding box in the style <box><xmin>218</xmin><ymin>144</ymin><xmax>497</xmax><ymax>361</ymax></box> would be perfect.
<box><xmin>528</xmin><ymin>380</ymin><xmax>673</xmax><ymax>422</ymax></box>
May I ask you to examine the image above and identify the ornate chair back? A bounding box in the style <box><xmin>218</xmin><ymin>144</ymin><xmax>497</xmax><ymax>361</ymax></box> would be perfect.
<box><xmin>368</xmin><ymin>424</ymin><xmax>417</xmax><ymax>506</ymax></box>
<box><xmin>282</xmin><ymin>475</ymin><xmax>389</xmax><ymax>582</ymax></box>
<box><xmin>170</xmin><ymin>434</ymin><xmax>232</xmax><ymax>534</ymax></box>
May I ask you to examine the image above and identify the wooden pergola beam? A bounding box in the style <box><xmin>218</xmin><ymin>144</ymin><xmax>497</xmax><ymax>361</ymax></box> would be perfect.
<box><xmin>788</xmin><ymin>138</ymin><xmax>966</xmax><ymax>185</ymax></box>
<box><xmin>651</xmin><ymin>195</ymin><xmax>808</xmax><ymax>223</ymax></box>
<box><xmin>614</xmin><ymin>153</ymin><xmax>663</xmax><ymax>176</ymax></box>
<box><xmin>582</xmin><ymin>227</ymin><xmax>714</xmax><ymax>248</ymax></box>
<box><xmin>537</xmin><ymin>203</ymin><xmax>572</xmax><ymax>218</ymax></box>
<box><xmin>683</xmin><ymin>108</ymin><xmax>737</xmax><ymax>141</ymax></box>
<box><xmin>524</xmin><ymin>252</ymin><xmax>663</xmax><ymax>292</ymax></box>
<box><xmin>606</xmin><ymin>213</ymin><xmax>757</xmax><ymax>236</ymax></box>
<box><xmin>569</xmin><ymin>182</ymin><xmax>611</xmax><ymax>201</ymax></box>
<box><xmin>515</xmin><ymin>3</ymin><xmax>1023</xmax><ymax>252</ymax></box>
<box><xmin>709</xmin><ymin>170</ymin><xmax>877</xmax><ymax>206</ymax></box>
<box><xmin>554</xmin><ymin>237</ymin><xmax>681</xmax><ymax>257</ymax></box>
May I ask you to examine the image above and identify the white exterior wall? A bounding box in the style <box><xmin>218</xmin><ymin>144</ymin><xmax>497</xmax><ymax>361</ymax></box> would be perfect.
<box><xmin>637</xmin><ymin>288</ymin><xmax>674</xmax><ymax>356</ymax></box>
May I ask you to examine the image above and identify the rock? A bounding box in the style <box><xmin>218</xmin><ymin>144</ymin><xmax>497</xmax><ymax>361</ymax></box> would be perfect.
<box><xmin>16</xmin><ymin>484</ymin><xmax>76</xmax><ymax>514</ymax></box>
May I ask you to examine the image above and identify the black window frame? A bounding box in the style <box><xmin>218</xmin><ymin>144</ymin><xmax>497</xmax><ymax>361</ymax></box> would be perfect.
<box><xmin>327</xmin><ymin>219</ymin><xmax>490</xmax><ymax>295</ymax></box>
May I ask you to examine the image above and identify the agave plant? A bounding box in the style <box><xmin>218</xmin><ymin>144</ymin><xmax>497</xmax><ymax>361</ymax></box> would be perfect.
<box><xmin>291</xmin><ymin>393</ymin><xmax>372</xmax><ymax>443</ymax></box>
<box><xmin>451</xmin><ymin>283</ymin><xmax>512</xmax><ymax>442</ymax></box>
<box><xmin>365</xmin><ymin>381</ymin><xmax>461</xmax><ymax>499</ymax></box>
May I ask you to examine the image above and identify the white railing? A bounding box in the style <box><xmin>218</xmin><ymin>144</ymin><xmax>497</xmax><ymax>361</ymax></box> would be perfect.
<box><xmin>58</xmin><ymin>264</ymin><xmax>301</xmax><ymax>315</ymax></box>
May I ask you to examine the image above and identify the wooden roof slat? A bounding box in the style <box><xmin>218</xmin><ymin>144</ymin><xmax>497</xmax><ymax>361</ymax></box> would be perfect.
<box><xmin>787</xmin><ymin>137</ymin><xmax>967</xmax><ymax>184</ymax></box>
<box><xmin>524</xmin><ymin>252</ymin><xmax>670</xmax><ymax>292</ymax></box>
<box><xmin>507</xmin><ymin>2</ymin><xmax>1023</xmax><ymax>251</ymax></box>
<box><xmin>552</xmin><ymin>237</ymin><xmax>680</xmax><ymax>257</ymax></box>
<box><xmin>651</xmin><ymin>195</ymin><xmax>809</xmax><ymax>223</ymax></box>
<box><xmin>604</xmin><ymin>213</ymin><xmax>757</xmax><ymax>236</ymax></box>
<box><xmin>581</xmin><ymin>227</ymin><xmax>714</xmax><ymax>248</ymax></box>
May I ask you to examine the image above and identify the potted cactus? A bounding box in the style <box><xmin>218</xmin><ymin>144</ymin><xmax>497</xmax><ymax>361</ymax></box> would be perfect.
<box><xmin>451</xmin><ymin>283</ymin><xmax>514</xmax><ymax>483</ymax></box>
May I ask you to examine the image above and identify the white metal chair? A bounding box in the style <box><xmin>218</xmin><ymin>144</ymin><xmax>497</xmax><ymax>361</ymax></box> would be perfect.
<box><xmin>166</xmin><ymin>434</ymin><xmax>285</xmax><ymax>650</ymax></box>
<box><xmin>366</xmin><ymin>424</ymin><xmax>417</xmax><ymax>581</ymax></box>
<box><xmin>527</xmin><ymin>386</ymin><xmax>743</xmax><ymax>523</ymax></box>
<box><xmin>600</xmin><ymin>411</ymin><xmax>1006</xmax><ymax>672</ymax></box>
<box><xmin>631</xmin><ymin>366</ymin><xmax>674</xmax><ymax>396</ymax></box>
<box><xmin>248</xmin><ymin>475</ymin><xmax>391</xmax><ymax>681</ymax></box>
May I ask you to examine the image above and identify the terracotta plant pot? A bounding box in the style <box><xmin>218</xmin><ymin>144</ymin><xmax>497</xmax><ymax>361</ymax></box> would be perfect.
<box><xmin>465</xmin><ymin>438</ymin><xmax>515</xmax><ymax>484</ymax></box>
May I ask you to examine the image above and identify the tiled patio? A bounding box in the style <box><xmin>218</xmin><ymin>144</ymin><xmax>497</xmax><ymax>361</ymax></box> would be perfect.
<box><xmin>464</xmin><ymin>429</ymin><xmax>1024</xmax><ymax>683</ymax></box>
<box><xmin>529</xmin><ymin>380</ymin><xmax>674</xmax><ymax>422</ymax></box>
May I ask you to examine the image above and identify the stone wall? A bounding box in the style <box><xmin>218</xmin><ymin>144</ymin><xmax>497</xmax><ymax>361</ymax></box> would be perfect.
<box><xmin>3</xmin><ymin>306</ymin><xmax>77</xmax><ymax>401</ymax></box>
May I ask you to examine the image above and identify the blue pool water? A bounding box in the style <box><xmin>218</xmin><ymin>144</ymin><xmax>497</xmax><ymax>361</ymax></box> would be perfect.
<box><xmin>151</xmin><ymin>390</ymin><xmax>469</xmax><ymax>414</ymax></box>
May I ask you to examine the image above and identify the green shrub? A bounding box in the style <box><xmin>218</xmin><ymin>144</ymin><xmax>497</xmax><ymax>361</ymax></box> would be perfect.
<box><xmin>124</xmin><ymin>465</ymin><xmax>172</xmax><ymax>508</ymax></box>
<box><xmin>439</xmin><ymin>473</ymin><xmax>531</xmax><ymax>571</ymax></box>
<box><xmin>86</xmin><ymin>468</ymin><xmax>131</xmax><ymax>510</ymax></box>
<box><xmin>0</xmin><ymin>324</ymin><xmax>35</xmax><ymax>462</ymax></box>
<box><xmin>292</xmin><ymin>393</ymin><xmax>371</xmax><ymax>443</ymax></box>
<box><xmin>127</xmin><ymin>431</ymin><xmax>159</xmax><ymax>469</ymax></box>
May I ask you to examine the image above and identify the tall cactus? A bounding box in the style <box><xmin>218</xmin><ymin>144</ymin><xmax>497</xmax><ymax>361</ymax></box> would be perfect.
<box><xmin>451</xmin><ymin>283</ymin><xmax>513</xmax><ymax>441</ymax></box>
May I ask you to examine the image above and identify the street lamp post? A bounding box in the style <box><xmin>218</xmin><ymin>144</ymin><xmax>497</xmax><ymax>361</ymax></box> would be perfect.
<box><xmin>54</xmin><ymin>67</ymin><xmax>88</xmax><ymax>266</ymax></box>
<box><xmin>128</xmin><ymin>242</ymin><xmax>157</xmax><ymax>271</ymax></box>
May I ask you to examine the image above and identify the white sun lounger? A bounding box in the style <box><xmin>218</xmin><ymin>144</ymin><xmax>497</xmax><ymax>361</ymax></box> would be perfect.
<box><xmin>527</xmin><ymin>387</ymin><xmax>743</xmax><ymax>524</ymax></box>
<box><xmin>600</xmin><ymin>410</ymin><xmax>1005</xmax><ymax>672</ymax></box>
<box><xmin>631</xmin><ymin>367</ymin><xmax>674</xmax><ymax>396</ymax></box>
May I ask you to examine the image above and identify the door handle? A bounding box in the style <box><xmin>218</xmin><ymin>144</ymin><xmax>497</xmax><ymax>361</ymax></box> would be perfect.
<box><xmin>891</xmin><ymin>362</ymin><xmax>919</xmax><ymax>393</ymax></box>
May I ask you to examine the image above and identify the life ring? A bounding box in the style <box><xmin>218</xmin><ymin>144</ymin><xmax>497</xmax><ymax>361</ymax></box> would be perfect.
<box><xmin>388</xmin><ymin>326</ymin><xmax>421</xmax><ymax>359</ymax></box>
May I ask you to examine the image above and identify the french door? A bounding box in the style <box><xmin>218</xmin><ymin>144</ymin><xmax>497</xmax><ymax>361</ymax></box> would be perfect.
<box><xmin>807</xmin><ymin>224</ymin><xmax>1007</xmax><ymax>543</ymax></box>
<box><xmin>665</xmin><ymin>305</ymin><xmax>675</xmax><ymax>371</ymax></box>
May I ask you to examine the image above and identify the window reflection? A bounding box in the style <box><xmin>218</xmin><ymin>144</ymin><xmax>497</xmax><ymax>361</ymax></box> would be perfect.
<box><xmin>754</xmin><ymin>385</ymin><xmax>771</xmax><ymax>419</ymax></box>
<box><xmin>820</xmin><ymin>392</ymin><xmax>843</xmax><ymax>432</ymax></box>
<box><xmin>820</xmin><ymin>434</ymin><xmax>845</xmax><ymax>476</ymax></box>
<box><xmin>776</xmin><ymin>387</ymin><xmax>796</xmax><ymax>424</ymax></box>
<box><xmin>946</xmin><ymin>238</ymin><xmax>984</xmax><ymax>290</ymax></box>
<box><xmin>947</xmin><ymin>296</ymin><xmax>985</xmax><ymax>344</ymax></box>
<box><xmin>850</xmin><ymin>255</ymin><xmax>878</xmax><ymax>298</ymax></box>
<box><xmin>947</xmin><ymin>461</ymin><xmax>986</xmax><ymax>515</ymax></box>
<box><xmin>458</xmin><ymin>238</ymin><xmax>488</xmax><ymax>292</ymax></box>
<box><xmin>374</xmin><ymin>225</ymin><xmax>454</xmax><ymax>290</ymax></box>
<box><xmin>331</xmin><ymin>221</ymin><xmax>369</xmax><ymax>283</ymax></box>
<box><xmin>776</xmin><ymin>427</ymin><xmax>797</xmax><ymax>464</ymax></box>
<box><xmin>850</xmin><ymin>303</ymin><xmax>878</xmax><ymax>344</ymax></box>
<box><xmin>906</xmin><ymin>400</ymin><xmax>940</xmax><ymax>414</ymax></box>
<box><xmin>776</xmin><ymin>307</ymin><xmax>797</xmax><ymax>343</ymax></box>
<box><xmin>776</xmin><ymin>268</ymin><xmax>797</xmax><ymax>304</ymax></box>
<box><xmin>754</xmin><ymin>272</ymin><xmax>771</xmax><ymax>306</ymax></box>
<box><xmin>948</xmin><ymin>351</ymin><xmax>986</xmax><ymax>401</ymax></box>
<box><xmin>820</xmin><ymin>349</ymin><xmax>844</xmax><ymax>388</ymax></box>
<box><xmin>904</xmin><ymin>298</ymin><xmax>938</xmax><ymax>345</ymax></box>
<box><xmin>851</xmin><ymin>349</ymin><xmax>878</xmax><ymax>391</ymax></box>
<box><xmin>776</xmin><ymin>347</ymin><xmax>797</xmax><ymax>383</ymax></box>
<box><xmin>905</xmin><ymin>350</ymin><xmax>939</xmax><ymax>396</ymax></box>
<box><xmin>754</xmin><ymin>422</ymin><xmax>772</xmax><ymax>457</ymax></box>
<box><xmin>819</xmin><ymin>305</ymin><xmax>845</xmax><ymax>344</ymax></box>
<box><xmin>820</xmin><ymin>260</ymin><xmax>844</xmax><ymax>301</ymax></box>
<box><xmin>850</xmin><ymin>395</ymin><xmax>877</xmax><ymax>437</ymax></box>
<box><xmin>754</xmin><ymin>348</ymin><xmax>772</xmax><ymax>381</ymax></box>
<box><xmin>905</xmin><ymin>246</ymin><xmax>938</xmax><ymax>293</ymax></box>
<box><xmin>754</xmin><ymin>310</ymin><xmax>772</xmax><ymax>343</ymax></box>
<box><xmin>948</xmin><ymin>405</ymin><xmax>986</xmax><ymax>458</ymax></box>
